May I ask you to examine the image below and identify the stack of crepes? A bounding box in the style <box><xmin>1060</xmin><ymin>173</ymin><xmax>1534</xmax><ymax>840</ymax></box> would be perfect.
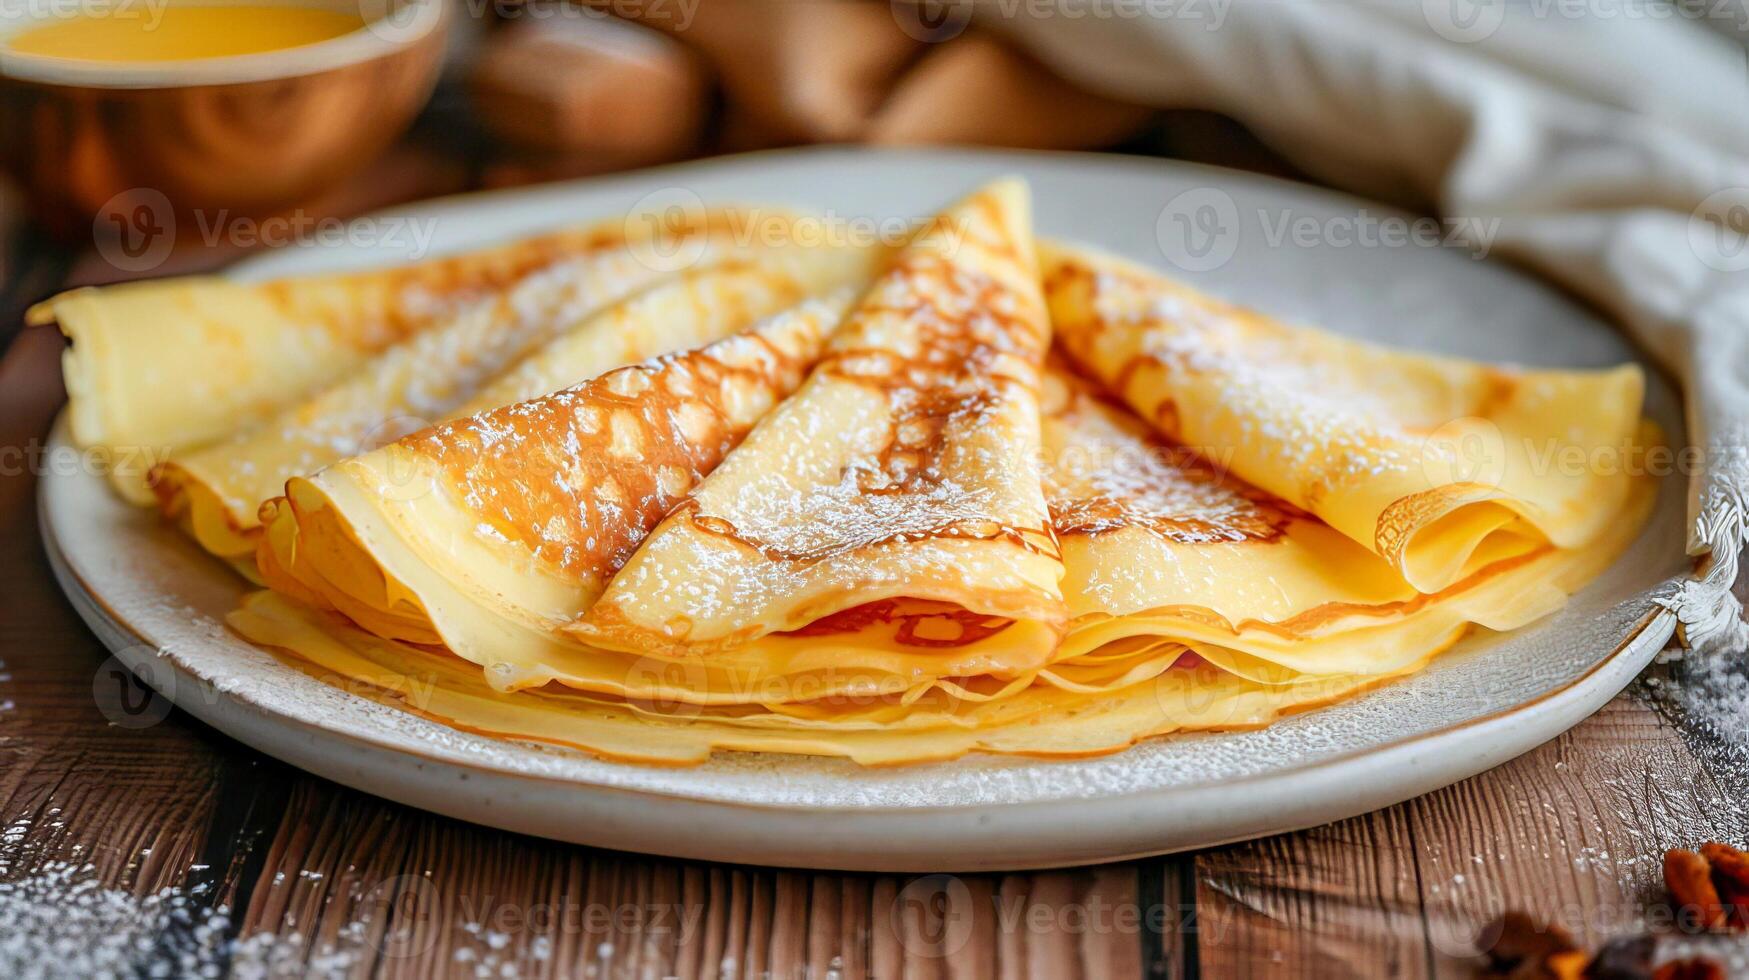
<box><xmin>41</xmin><ymin>179</ymin><xmax>1657</xmax><ymax>766</ymax></box>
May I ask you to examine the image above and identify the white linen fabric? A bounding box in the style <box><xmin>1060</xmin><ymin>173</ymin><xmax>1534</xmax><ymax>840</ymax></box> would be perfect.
<box><xmin>975</xmin><ymin>0</ymin><xmax>1749</xmax><ymax>651</ymax></box>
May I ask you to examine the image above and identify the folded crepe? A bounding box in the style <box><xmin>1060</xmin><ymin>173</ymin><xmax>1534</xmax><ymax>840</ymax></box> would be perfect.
<box><xmin>1042</xmin><ymin>241</ymin><xmax>1647</xmax><ymax>594</ymax></box>
<box><xmin>35</xmin><ymin>210</ymin><xmax>771</xmax><ymax>503</ymax></box>
<box><xmin>255</xmin><ymin>293</ymin><xmax>859</xmax><ymax>695</ymax></box>
<box><xmin>227</xmin><ymin>352</ymin><xmax>1653</xmax><ymax>765</ymax></box>
<box><xmin>217</xmin><ymin>182</ymin><xmax>1657</xmax><ymax>767</ymax></box>
<box><xmin>153</xmin><ymin>239</ymin><xmax>883</xmax><ymax>560</ymax></box>
<box><xmin>568</xmin><ymin>177</ymin><xmax>1068</xmax><ymax>682</ymax></box>
<box><xmin>1036</xmin><ymin>359</ymin><xmax>1656</xmax><ymax>688</ymax></box>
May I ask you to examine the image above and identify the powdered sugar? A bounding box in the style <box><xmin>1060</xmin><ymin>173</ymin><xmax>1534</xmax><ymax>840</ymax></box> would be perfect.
<box><xmin>0</xmin><ymin>861</ymin><xmax>230</xmax><ymax>980</ymax></box>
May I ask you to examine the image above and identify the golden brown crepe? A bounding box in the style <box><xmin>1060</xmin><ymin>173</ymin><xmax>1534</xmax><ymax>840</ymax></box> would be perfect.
<box><xmin>255</xmin><ymin>294</ymin><xmax>858</xmax><ymax>692</ymax></box>
<box><xmin>37</xmin><ymin>210</ymin><xmax>776</xmax><ymax>503</ymax></box>
<box><xmin>229</xmin><ymin>587</ymin><xmax>1415</xmax><ymax>766</ymax></box>
<box><xmin>62</xmin><ymin>179</ymin><xmax>1654</xmax><ymax>767</ymax></box>
<box><xmin>152</xmin><ymin>240</ymin><xmax>884</xmax><ymax>561</ymax></box>
<box><xmin>1042</xmin><ymin>241</ymin><xmax>1646</xmax><ymax>594</ymax></box>
<box><xmin>1037</xmin><ymin>359</ymin><xmax>1656</xmax><ymax>687</ymax></box>
<box><xmin>569</xmin><ymin>178</ymin><xmax>1068</xmax><ymax>682</ymax></box>
<box><xmin>225</xmin><ymin>341</ymin><xmax>1653</xmax><ymax>763</ymax></box>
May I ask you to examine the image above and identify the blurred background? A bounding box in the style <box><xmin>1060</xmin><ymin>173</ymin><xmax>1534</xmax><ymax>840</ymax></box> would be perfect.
<box><xmin>0</xmin><ymin>0</ymin><xmax>1306</xmax><ymax>334</ymax></box>
<box><xmin>1</xmin><ymin>0</ymin><xmax>1746</xmax><ymax>343</ymax></box>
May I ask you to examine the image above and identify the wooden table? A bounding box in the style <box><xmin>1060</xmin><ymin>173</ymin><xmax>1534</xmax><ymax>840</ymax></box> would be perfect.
<box><xmin>2</xmin><ymin>208</ymin><xmax>1743</xmax><ymax>980</ymax></box>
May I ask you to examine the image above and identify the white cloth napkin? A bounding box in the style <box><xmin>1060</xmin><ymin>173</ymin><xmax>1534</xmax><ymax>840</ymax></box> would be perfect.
<box><xmin>977</xmin><ymin>0</ymin><xmax>1749</xmax><ymax>652</ymax></box>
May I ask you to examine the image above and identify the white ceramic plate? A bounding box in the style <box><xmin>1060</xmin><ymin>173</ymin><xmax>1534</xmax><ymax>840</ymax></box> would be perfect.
<box><xmin>41</xmin><ymin>147</ymin><xmax>1687</xmax><ymax>872</ymax></box>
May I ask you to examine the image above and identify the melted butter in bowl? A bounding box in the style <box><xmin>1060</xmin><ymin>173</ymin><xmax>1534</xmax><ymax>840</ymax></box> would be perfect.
<box><xmin>0</xmin><ymin>0</ymin><xmax>446</xmax><ymax>238</ymax></box>
<box><xmin>5</xmin><ymin>5</ymin><xmax>368</xmax><ymax>62</ymax></box>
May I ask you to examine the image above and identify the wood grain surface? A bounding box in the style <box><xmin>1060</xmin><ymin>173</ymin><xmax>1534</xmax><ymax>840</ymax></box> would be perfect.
<box><xmin>0</xmin><ymin>229</ymin><xmax>1740</xmax><ymax>980</ymax></box>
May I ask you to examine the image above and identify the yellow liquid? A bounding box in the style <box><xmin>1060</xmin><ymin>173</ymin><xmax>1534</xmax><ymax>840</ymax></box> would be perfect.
<box><xmin>6</xmin><ymin>5</ymin><xmax>366</xmax><ymax>62</ymax></box>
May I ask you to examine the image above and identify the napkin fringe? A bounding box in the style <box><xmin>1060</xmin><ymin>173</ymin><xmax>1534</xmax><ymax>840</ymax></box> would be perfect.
<box><xmin>1659</xmin><ymin>477</ymin><xmax>1749</xmax><ymax>655</ymax></box>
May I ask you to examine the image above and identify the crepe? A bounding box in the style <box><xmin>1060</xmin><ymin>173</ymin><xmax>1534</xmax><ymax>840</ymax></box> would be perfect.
<box><xmin>227</xmin><ymin>353</ymin><xmax>1652</xmax><ymax>764</ymax></box>
<box><xmin>230</xmin><ymin>589</ymin><xmax>1411</xmax><ymax>766</ymax></box>
<box><xmin>206</xmin><ymin>180</ymin><xmax>1658</xmax><ymax>767</ymax></box>
<box><xmin>153</xmin><ymin>240</ymin><xmax>883</xmax><ymax>560</ymax></box>
<box><xmin>35</xmin><ymin>210</ymin><xmax>772</xmax><ymax>503</ymax></box>
<box><xmin>568</xmin><ymin>178</ymin><xmax>1066</xmax><ymax>685</ymax></box>
<box><xmin>1042</xmin><ymin>241</ymin><xmax>1647</xmax><ymax>594</ymax></box>
<box><xmin>1037</xmin><ymin>360</ymin><xmax>1656</xmax><ymax>686</ymax></box>
<box><xmin>255</xmin><ymin>294</ymin><xmax>860</xmax><ymax>695</ymax></box>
